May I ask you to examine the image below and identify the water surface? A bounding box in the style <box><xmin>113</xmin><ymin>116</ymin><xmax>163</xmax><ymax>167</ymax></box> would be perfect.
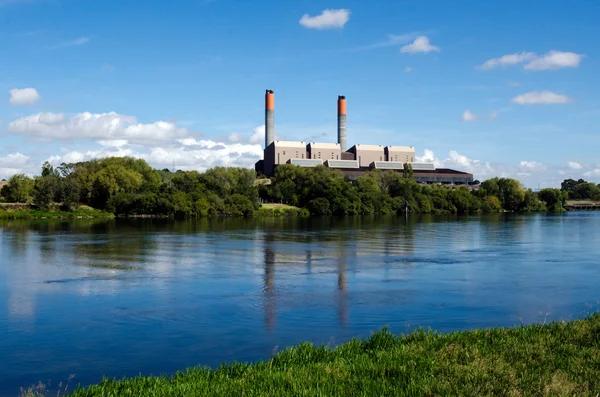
<box><xmin>1</xmin><ymin>214</ymin><xmax>599</xmax><ymax>395</ymax></box>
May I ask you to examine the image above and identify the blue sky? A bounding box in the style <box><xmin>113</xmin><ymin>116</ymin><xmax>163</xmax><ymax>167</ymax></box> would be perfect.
<box><xmin>1</xmin><ymin>0</ymin><xmax>599</xmax><ymax>186</ymax></box>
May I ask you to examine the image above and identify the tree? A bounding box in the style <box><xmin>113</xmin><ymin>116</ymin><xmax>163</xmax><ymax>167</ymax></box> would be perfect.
<box><xmin>1</xmin><ymin>174</ymin><xmax>34</xmax><ymax>203</ymax></box>
<box><xmin>33</xmin><ymin>175</ymin><xmax>58</xmax><ymax>210</ymax></box>
<box><xmin>308</xmin><ymin>197</ymin><xmax>331</xmax><ymax>215</ymax></box>
<box><xmin>403</xmin><ymin>163</ymin><xmax>414</xmax><ymax>179</ymax></box>
<box><xmin>539</xmin><ymin>188</ymin><xmax>568</xmax><ymax>212</ymax></box>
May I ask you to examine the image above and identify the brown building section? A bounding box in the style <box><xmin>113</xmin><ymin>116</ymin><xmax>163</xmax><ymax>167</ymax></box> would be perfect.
<box><xmin>385</xmin><ymin>146</ymin><xmax>415</xmax><ymax>163</ymax></box>
<box><xmin>347</xmin><ymin>144</ymin><xmax>386</xmax><ymax>167</ymax></box>
<box><xmin>307</xmin><ymin>142</ymin><xmax>342</xmax><ymax>161</ymax></box>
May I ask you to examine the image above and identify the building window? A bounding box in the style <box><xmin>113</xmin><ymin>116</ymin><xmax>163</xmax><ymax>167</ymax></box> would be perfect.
<box><xmin>331</xmin><ymin>153</ymin><xmax>334</xmax><ymax>159</ymax></box>
<box><xmin>302</xmin><ymin>154</ymin><xmax>304</xmax><ymax>159</ymax></box>
<box><xmin>336</xmin><ymin>155</ymin><xmax>339</xmax><ymax>160</ymax></box>
<box><xmin>380</xmin><ymin>156</ymin><xmax>382</xmax><ymax>161</ymax></box>
<box><xmin>283</xmin><ymin>151</ymin><xmax>286</xmax><ymax>155</ymax></box>
<box><xmin>296</xmin><ymin>151</ymin><xmax>298</xmax><ymax>158</ymax></box>
<box><xmin>318</xmin><ymin>152</ymin><xmax>321</xmax><ymax>158</ymax></box>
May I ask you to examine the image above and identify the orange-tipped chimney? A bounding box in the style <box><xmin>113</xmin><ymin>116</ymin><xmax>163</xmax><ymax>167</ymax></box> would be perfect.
<box><xmin>265</xmin><ymin>89</ymin><xmax>275</xmax><ymax>148</ymax></box>
<box><xmin>337</xmin><ymin>95</ymin><xmax>347</xmax><ymax>152</ymax></box>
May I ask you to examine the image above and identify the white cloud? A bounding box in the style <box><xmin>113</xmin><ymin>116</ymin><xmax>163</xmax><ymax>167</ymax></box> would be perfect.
<box><xmin>98</xmin><ymin>139</ymin><xmax>128</xmax><ymax>148</ymax></box>
<box><xmin>524</xmin><ymin>51</ymin><xmax>583</xmax><ymax>70</ymax></box>
<box><xmin>7</xmin><ymin>111</ymin><xmax>189</xmax><ymax>145</ymax></box>
<box><xmin>249</xmin><ymin>125</ymin><xmax>265</xmax><ymax>144</ymax></box>
<box><xmin>479</xmin><ymin>50</ymin><xmax>583</xmax><ymax>71</ymax></box>
<box><xmin>558</xmin><ymin>170</ymin><xmax>566</xmax><ymax>176</ymax></box>
<box><xmin>400</xmin><ymin>36</ymin><xmax>439</xmax><ymax>53</ymax></box>
<box><xmin>9</xmin><ymin>88</ymin><xmax>40</xmax><ymax>106</ymax></box>
<box><xmin>567</xmin><ymin>161</ymin><xmax>583</xmax><ymax>170</ymax></box>
<box><xmin>583</xmin><ymin>169</ymin><xmax>600</xmax><ymax>178</ymax></box>
<box><xmin>0</xmin><ymin>152</ymin><xmax>30</xmax><ymax>168</ymax></box>
<box><xmin>46</xmin><ymin>139</ymin><xmax>263</xmax><ymax>173</ymax></box>
<box><xmin>508</xmin><ymin>81</ymin><xmax>521</xmax><ymax>87</ymax></box>
<box><xmin>0</xmin><ymin>153</ymin><xmax>31</xmax><ymax>179</ymax></box>
<box><xmin>519</xmin><ymin>161</ymin><xmax>546</xmax><ymax>173</ymax></box>
<box><xmin>462</xmin><ymin>110</ymin><xmax>477</xmax><ymax>122</ymax></box>
<box><xmin>478</xmin><ymin>52</ymin><xmax>536</xmax><ymax>70</ymax></box>
<box><xmin>416</xmin><ymin>149</ymin><xmax>495</xmax><ymax>178</ymax></box>
<box><xmin>299</xmin><ymin>9</ymin><xmax>350</xmax><ymax>30</ymax></box>
<box><xmin>227</xmin><ymin>132</ymin><xmax>242</xmax><ymax>143</ymax></box>
<box><xmin>48</xmin><ymin>36</ymin><xmax>90</xmax><ymax>50</ymax></box>
<box><xmin>405</xmin><ymin>66</ymin><xmax>413</xmax><ymax>73</ymax></box>
<box><xmin>512</xmin><ymin>91</ymin><xmax>572</xmax><ymax>105</ymax></box>
<box><xmin>462</xmin><ymin>110</ymin><xmax>497</xmax><ymax>122</ymax></box>
<box><xmin>349</xmin><ymin>32</ymin><xmax>421</xmax><ymax>52</ymax></box>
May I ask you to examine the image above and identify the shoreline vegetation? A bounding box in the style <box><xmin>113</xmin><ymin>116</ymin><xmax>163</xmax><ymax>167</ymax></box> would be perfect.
<box><xmin>2</xmin><ymin>157</ymin><xmax>599</xmax><ymax>219</ymax></box>
<box><xmin>23</xmin><ymin>314</ymin><xmax>600</xmax><ymax>396</ymax></box>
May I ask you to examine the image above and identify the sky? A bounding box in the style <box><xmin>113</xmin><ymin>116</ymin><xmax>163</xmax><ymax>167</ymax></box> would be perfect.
<box><xmin>1</xmin><ymin>0</ymin><xmax>599</xmax><ymax>187</ymax></box>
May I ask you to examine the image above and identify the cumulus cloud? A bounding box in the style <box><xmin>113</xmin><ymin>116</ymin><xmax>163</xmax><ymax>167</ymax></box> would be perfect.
<box><xmin>249</xmin><ymin>125</ymin><xmax>265</xmax><ymax>144</ymax></box>
<box><xmin>519</xmin><ymin>161</ymin><xmax>546</xmax><ymax>173</ymax></box>
<box><xmin>462</xmin><ymin>110</ymin><xmax>477</xmax><ymax>122</ymax></box>
<box><xmin>583</xmin><ymin>169</ymin><xmax>600</xmax><ymax>178</ymax></box>
<box><xmin>416</xmin><ymin>149</ymin><xmax>495</xmax><ymax>178</ymax></box>
<box><xmin>46</xmin><ymin>139</ymin><xmax>263</xmax><ymax>173</ymax></box>
<box><xmin>479</xmin><ymin>50</ymin><xmax>583</xmax><ymax>70</ymax></box>
<box><xmin>9</xmin><ymin>88</ymin><xmax>40</xmax><ymax>106</ymax></box>
<box><xmin>512</xmin><ymin>91</ymin><xmax>572</xmax><ymax>105</ymax></box>
<box><xmin>400</xmin><ymin>36</ymin><xmax>439</xmax><ymax>53</ymax></box>
<box><xmin>524</xmin><ymin>51</ymin><xmax>584</xmax><ymax>70</ymax></box>
<box><xmin>405</xmin><ymin>66</ymin><xmax>413</xmax><ymax>73</ymax></box>
<box><xmin>299</xmin><ymin>9</ymin><xmax>350</xmax><ymax>30</ymax></box>
<box><xmin>7</xmin><ymin>111</ymin><xmax>189</xmax><ymax>145</ymax></box>
<box><xmin>567</xmin><ymin>161</ymin><xmax>583</xmax><ymax>170</ymax></box>
<box><xmin>0</xmin><ymin>153</ymin><xmax>31</xmax><ymax>179</ymax></box>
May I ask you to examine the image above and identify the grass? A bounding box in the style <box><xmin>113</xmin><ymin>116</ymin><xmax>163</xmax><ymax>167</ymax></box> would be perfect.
<box><xmin>49</xmin><ymin>314</ymin><xmax>600</xmax><ymax>396</ymax></box>
<box><xmin>256</xmin><ymin>203</ymin><xmax>310</xmax><ymax>217</ymax></box>
<box><xmin>0</xmin><ymin>206</ymin><xmax>114</xmax><ymax>220</ymax></box>
<box><xmin>567</xmin><ymin>200</ymin><xmax>600</xmax><ymax>206</ymax></box>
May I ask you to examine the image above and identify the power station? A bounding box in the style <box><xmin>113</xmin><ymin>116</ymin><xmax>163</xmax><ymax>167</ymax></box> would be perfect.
<box><xmin>255</xmin><ymin>90</ymin><xmax>473</xmax><ymax>184</ymax></box>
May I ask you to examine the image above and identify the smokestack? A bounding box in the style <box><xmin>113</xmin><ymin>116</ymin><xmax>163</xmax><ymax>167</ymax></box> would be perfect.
<box><xmin>337</xmin><ymin>95</ymin><xmax>347</xmax><ymax>152</ymax></box>
<box><xmin>265</xmin><ymin>89</ymin><xmax>275</xmax><ymax>148</ymax></box>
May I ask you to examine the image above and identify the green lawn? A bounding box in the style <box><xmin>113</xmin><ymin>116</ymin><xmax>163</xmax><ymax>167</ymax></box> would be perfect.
<box><xmin>260</xmin><ymin>203</ymin><xmax>301</xmax><ymax>210</ymax></box>
<box><xmin>50</xmin><ymin>314</ymin><xmax>600</xmax><ymax>396</ymax></box>
<box><xmin>255</xmin><ymin>203</ymin><xmax>309</xmax><ymax>217</ymax></box>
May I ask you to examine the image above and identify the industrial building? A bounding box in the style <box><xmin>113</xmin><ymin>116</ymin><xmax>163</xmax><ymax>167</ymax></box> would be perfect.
<box><xmin>255</xmin><ymin>90</ymin><xmax>473</xmax><ymax>184</ymax></box>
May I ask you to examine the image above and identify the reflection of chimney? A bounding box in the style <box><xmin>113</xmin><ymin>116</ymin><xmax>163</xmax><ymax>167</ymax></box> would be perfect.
<box><xmin>264</xmin><ymin>237</ymin><xmax>276</xmax><ymax>330</ymax></box>
<box><xmin>337</xmin><ymin>95</ymin><xmax>347</xmax><ymax>152</ymax></box>
<box><xmin>265</xmin><ymin>89</ymin><xmax>275</xmax><ymax>149</ymax></box>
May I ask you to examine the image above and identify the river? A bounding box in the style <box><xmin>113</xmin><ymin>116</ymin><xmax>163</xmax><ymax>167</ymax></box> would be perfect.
<box><xmin>1</xmin><ymin>213</ymin><xmax>598</xmax><ymax>395</ymax></box>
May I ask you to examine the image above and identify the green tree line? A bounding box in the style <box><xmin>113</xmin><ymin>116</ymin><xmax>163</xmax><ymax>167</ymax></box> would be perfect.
<box><xmin>0</xmin><ymin>158</ymin><xmax>584</xmax><ymax>217</ymax></box>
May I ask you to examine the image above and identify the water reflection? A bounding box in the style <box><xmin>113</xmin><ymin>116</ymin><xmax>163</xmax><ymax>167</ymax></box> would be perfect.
<box><xmin>0</xmin><ymin>214</ymin><xmax>599</xmax><ymax>396</ymax></box>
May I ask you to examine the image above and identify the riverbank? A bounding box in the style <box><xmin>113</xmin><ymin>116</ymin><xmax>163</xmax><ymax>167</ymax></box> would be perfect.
<box><xmin>0</xmin><ymin>206</ymin><xmax>114</xmax><ymax>220</ymax></box>
<box><xmin>59</xmin><ymin>314</ymin><xmax>599</xmax><ymax>396</ymax></box>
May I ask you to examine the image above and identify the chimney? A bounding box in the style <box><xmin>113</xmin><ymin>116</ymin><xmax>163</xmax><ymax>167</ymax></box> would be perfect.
<box><xmin>265</xmin><ymin>89</ymin><xmax>275</xmax><ymax>148</ymax></box>
<box><xmin>337</xmin><ymin>95</ymin><xmax>347</xmax><ymax>152</ymax></box>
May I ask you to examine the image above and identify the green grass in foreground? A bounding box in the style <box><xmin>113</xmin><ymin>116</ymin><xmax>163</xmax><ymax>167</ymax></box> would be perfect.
<box><xmin>58</xmin><ymin>314</ymin><xmax>600</xmax><ymax>396</ymax></box>
<box><xmin>0</xmin><ymin>207</ymin><xmax>114</xmax><ymax>220</ymax></box>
